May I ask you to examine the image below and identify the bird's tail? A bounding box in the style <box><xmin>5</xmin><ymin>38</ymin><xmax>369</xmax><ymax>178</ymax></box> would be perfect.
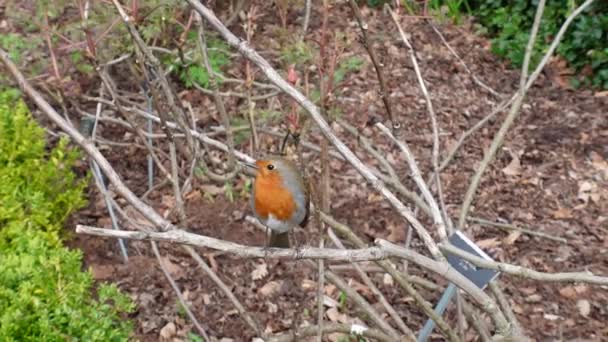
<box><xmin>269</xmin><ymin>231</ymin><xmax>290</xmax><ymax>248</ymax></box>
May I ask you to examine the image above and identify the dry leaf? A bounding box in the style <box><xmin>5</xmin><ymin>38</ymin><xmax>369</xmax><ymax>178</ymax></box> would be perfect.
<box><xmin>578</xmin><ymin>180</ymin><xmax>601</xmax><ymax>204</ymax></box>
<box><xmin>161</xmin><ymin>195</ymin><xmax>176</xmax><ymax>208</ymax></box>
<box><xmin>326</xmin><ymin>307</ymin><xmax>348</xmax><ymax>323</ymax></box>
<box><xmin>200</xmin><ymin>184</ymin><xmax>224</xmax><ymax>196</ymax></box>
<box><xmin>258</xmin><ymin>281</ymin><xmax>281</xmax><ymax>297</ymax></box>
<box><xmin>543</xmin><ymin>314</ymin><xmax>560</xmax><ymax>321</ymax></box>
<box><xmin>552</xmin><ymin>207</ymin><xmax>573</xmax><ymax>219</ymax></box>
<box><xmin>301</xmin><ymin>279</ymin><xmax>317</xmax><ymax>290</ymax></box>
<box><xmin>159</xmin><ymin>322</ymin><xmax>177</xmax><ymax>341</ymax></box>
<box><xmin>383</xmin><ymin>273</ymin><xmax>394</xmax><ymax>287</ymax></box>
<box><xmin>574</xmin><ymin>284</ymin><xmax>588</xmax><ymax>294</ymax></box>
<box><xmin>251</xmin><ymin>262</ymin><xmax>268</xmax><ymax>281</ymax></box>
<box><xmin>504</xmin><ymin>230</ymin><xmax>522</xmax><ymax>245</ymax></box>
<box><xmin>160</xmin><ymin>257</ymin><xmax>185</xmax><ymax>280</ymax></box>
<box><xmin>502</xmin><ymin>153</ymin><xmax>522</xmax><ymax>176</ymax></box>
<box><xmin>323</xmin><ymin>295</ymin><xmax>339</xmax><ymax>308</ymax></box>
<box><xmin>476</xmin><ymin>237</ymin><xmax>500</xmax><ymax>249</ymax></box>
<box><xmin>324</xmin><ymin>284</ymin><xmax>337</xmax><ymax>296</ymax></box>
<box><xmin>525</xmin><ymin>294</ymin><xmax>542</xmax><ymax>303</ymax></box>
<box><xmin>266</xmin><ymin>301</ymin><xmax>278</xmax><ymax>313</ymax></box>
<box><xmin>590</xmin><ymin>151</ymin><xmax>608</xmax><ymax>180</ymax></box>
<box><xmin>595</xmin><ymin>90</ymin><xmax>608</xmax><ymax>97</ymax></box>
<box><xmin>386</xmin><ymin>222</ymin><xmax>405</xmax><ymax>242</ymax></box>
<box><xmin>577</xmin><ymin>299</ymin><xmax>591</xmax><ymax>317</ymax></box>
<box><xmin>559</xmin><ymin>286</ymin><xmax>577</xmax><ymax>299</ymax></box>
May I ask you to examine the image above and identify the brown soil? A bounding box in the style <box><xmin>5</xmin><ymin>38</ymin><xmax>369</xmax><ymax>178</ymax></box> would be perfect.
<box><xmin>5</xmin><ymin>1</ymin><xmax>608</xmax><ymax>341</ymax></box>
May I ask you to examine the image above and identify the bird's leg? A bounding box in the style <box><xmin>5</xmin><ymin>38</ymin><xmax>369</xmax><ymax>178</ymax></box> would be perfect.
<box><xmin>290</xmin><ymin>228</ymin><xmax>302</xmax><ymax>255</ymax></box>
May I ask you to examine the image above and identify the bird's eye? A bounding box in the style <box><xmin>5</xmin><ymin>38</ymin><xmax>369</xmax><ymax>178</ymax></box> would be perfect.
<box><xmin>267</xmin><ymin>164</ymin><xmax>275</xmax><ymax>170</ymax></box>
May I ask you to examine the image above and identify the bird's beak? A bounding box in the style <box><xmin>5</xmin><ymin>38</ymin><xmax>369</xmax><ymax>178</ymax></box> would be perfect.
<box><xmin>241</xmin><ymin>161</ymin><xmax>258</xmax><ymax>171</ymax></box>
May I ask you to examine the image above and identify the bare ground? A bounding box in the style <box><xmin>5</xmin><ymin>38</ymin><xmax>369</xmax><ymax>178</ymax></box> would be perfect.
<box><xmin>4</xmin><ymin>1</ymin><xmax>607</xmax><ymax>341</ymax></box>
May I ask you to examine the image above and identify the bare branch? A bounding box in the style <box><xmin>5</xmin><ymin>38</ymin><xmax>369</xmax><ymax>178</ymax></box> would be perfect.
<box><xmin>151</xmin><ymin>242</ymin><xmax>210</xmax><ymax>340</ymax></box>
<box><xmin>458</xmin><ymin>0</ymin><xmax>596</xmax><ymax>228</ymax></box>
<box><xmin>268</xmin><ymin>322</ymin><xmax>395</xmax><ymax>342</ymax></box>
<box><xmin>440</xmin><ymin>244</ymin><xmax>608</xmax><ymax>285</ymax></box>
<box><xmin>184</xmin><ymin>0</ymin><xmax>442</xmax><ymax>259</ymax></box>
<box><xmin>347</xmin><ymin>0</ymin><xmax>396</xmax><ymax>127</ymax></box>
<box><xmin>468</xmin><ymin>216</ymin><xmax>567</xmax><ymax>244</ymax></box>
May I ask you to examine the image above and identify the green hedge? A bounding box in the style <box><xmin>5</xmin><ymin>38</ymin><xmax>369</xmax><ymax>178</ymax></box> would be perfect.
<box><xmin>471</xmin><ymin>0</ymin><xmax>608</xmax><ymax>89</ymax></box>
<box><xmin>0</xmin><ymin>90</ymin><xmax>134</xmax><ymax>340</ymax></box>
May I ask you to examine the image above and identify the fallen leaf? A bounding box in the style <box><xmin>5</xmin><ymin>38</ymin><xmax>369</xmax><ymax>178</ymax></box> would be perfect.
<box><xmin>525</xmin><ymin>294</ymin><xmax>542</xmax><ymax>303</ymax></box>
<box><xmin>251</xmin><ymin>262</ymin><xmax>268</xmax><ymax>281</ymax></box>
<box><xmin>324</xmin><ymin>284</ymin><xmax>337</xmax><ymax>296</ymax></box>
<box><xmin>559</xmin><ymin>286</ymin><xmax>577</xmax><ymax>299</ymax></box>
<box><xmin>574</xmin><ymin>284</ymin><xmax>588</xmax><ymax>294</ymax></box>
<box><xmin>477</xmin><ymin>237</ymin><xmax>500</xmax><ymax>249</ymax></box>
<box><xmin>595</xmin><ymin>90</ymin><xmax>608</xmax><ymax>97</ymax></box>
<box><xmin>160</xmin><ymin>257</ymin><xmax>185</xmax><ymax>280</ymax></box>
<box><xmin>502</xmin><ymin>152</ymin><xmax>522</xmax><ymax>176</ymax></box>
<box><xmin>202</xmin><ymin>294</ymin><xmax>211</xmax><ymax>305</ymax></box>
<box><xmin>383</xmin><ymin>273</ymin><xmax>394</xmax><ymax>287</ymax></box>
<box><xmin>301</xmin><ymin>279</ymin><xmax>317</xmax><ymax>290</ymax></box>
<box><xmin>200</xmin><ymin>184</ymin><xmax>224</xmax><ymax>196</ymax></box>
<box><xmin>552</xmin><ymin>207</ymin><xmax>573</xmax><ymax>219</ymax></box>
<box><xmin>266</xmin><ymin>301</ymin><xmax>278</xmax><ymax>313</ymax></box>
<box><xmin>326</xmin><ymin>307</ymin><xmax>348</xmax><ymax>323</ymax></box>
<box><xmin>159</xmin><ymin>322</ymin><xmax>176</xmax><ymax>341</ymax></box>
<box><xmin>386</xmin><ymin>222</ymin><xmax>405</xmax><ymax>242</ymax></box>
<box><xmin>504</xmin><ymin>230</ymin><xmax>522</xmax><ymax>245</ymax></box>
<box><xmin>258</xmin><ymin>281</ymin><xmax>282</xmax><ymax>297</ymax></box>
<box><xmin>590</xmin><ymin>151</ymin><xmax>608</xmax><ymax>180</ymax></box>
<box><xmin>577</xmin><ymin>299</ymin><xmax>591</xmax><ymax>317</ymax></box>
<box><xmin>577</xmin><ymin>181</ymin><xmax>601</xmax><ymax>204</ymax></box>
<box><xmin>323</xmin><ymin>295</ymin><xmax>339</xmax><ymax>308</ymax></box>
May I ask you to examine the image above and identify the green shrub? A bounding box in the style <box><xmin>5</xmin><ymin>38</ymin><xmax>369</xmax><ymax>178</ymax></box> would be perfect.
<box><xmin>471</xmin><ymin>0</ymin><xmax>608</xmax><ymax>89</ymax></box>
<box><xmin>0</xmin><ymin>90</ymin><xmax>135</xmax><ymax>340</ymax></box>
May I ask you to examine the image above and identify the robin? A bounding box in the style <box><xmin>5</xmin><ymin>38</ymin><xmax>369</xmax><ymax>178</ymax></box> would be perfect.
<box><xmin>246</xmin><ymin>158</ymin><xmax>309</xmax><ymax>248</ymax></box>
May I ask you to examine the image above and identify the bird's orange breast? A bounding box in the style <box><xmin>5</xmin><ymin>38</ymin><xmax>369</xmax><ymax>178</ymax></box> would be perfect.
<box><xmin>253</xmin><ymin>172</ymin><xmax>296</xmax><ymax>221</ymax></box>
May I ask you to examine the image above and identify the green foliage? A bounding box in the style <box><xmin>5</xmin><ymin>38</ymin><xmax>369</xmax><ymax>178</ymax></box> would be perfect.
<box><xmin>334</xmin><ymin>56</ymin><xmax>364</xmax><ymax>83</ymax></box>
<box><xmin>427</xmin><ymin>0</ymin><xmax>472</xmax><ymax>24</ymax></box>
<box><xmin>280</xmin><ymin>40</ymin><xmax>316</xmax><ymax>66</ymax></box>
<box><xmin>187</xmin><ymin>332</ymin><xmax>205</xmax><ymax>342</ymax></box>
<box><xmin>359</xmin><ymin>0</ymin><xmax>390</xmax><ymax>8</ymax></box>
<box><xmin>472</xmin><ymin>0</ymin><xmax>608</xmax><ymax>89</ymax></box>
<box><xmin>0</xmin><ymin>90</ymin><xmax>134</xmax><ymax>340</ymax></box>
<box><xmin>0</xmin><ymin>34</ymin><xmax>33</xmax><ymax>64</ymax></box>
<box><xmin>338</xmin><ymin>290</ymin><xmax>348</xmax><ymax>309</ymax></box>
<box><xmin>164</xmin><ymin>35</ymin><xmax>231</xmax><ymax>88</ymax></box>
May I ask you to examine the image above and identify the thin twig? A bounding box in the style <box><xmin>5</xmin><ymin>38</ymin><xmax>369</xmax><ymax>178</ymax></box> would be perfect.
<box><xmin>387</xmin><ymin>7</ymin><xmax>452</xmax><ymax>236</ymax></box>
<box><xmin>327</xmin><ymin>229</ymin><xmax>416</xmax><ymax>340</ymax></box>
<box><xmin>305</xmin><ymin>260</ymin><xmax>402</xmax><ymax>340</ymax></box>
<box><xmin>429</xmin><ymin>23</ymin><xmax>500</xmax><ymax>98</ymax></box>
<box><xmin>376</xmin><ymin>122</ymin><xmax>448</xmax><ymax>241</ymax></box>
<box><xmin>347</xmin><ymin>0</ymin><xmax>397</xmax><ymax>128</ymax></box>
<box><xmin>301</xmin><ymin>0</ymin><xmax>312</xmax><ymax>41</ymax></box>
<box><xmin>468</xmin><ymin>216</ymin><xmax>567</xmax><ymax>243</ymax></box>
<box><xmin>268</xmin><ymin>322</ymin><xmax>395</xmax><ymax>342</ymax></box>
<box><xmin>151</xmin><ymin>242</ymin><xmax>210</xmax><ymax>339</ymax></box>
<box><xmin>440</xmin><ymin>243</ymin><xmax>608</xmax><ymax>285</ymax></box>
<box><xmin>184</xmin><ymin>0</ymin><xmax>442</xmax><ymax>260</ymax></box>
<box><xmin>319</xmin><ymin>212</ymin><xmax>462</xmax><ymax>340</ymax></box>
<box><xmin>195</xmin><ymin>12</ymin><xmax>239</xmax><ymax>180</ymax></box>
<box><xmin>184</xmin><ymin>245</ymin><xmax>264</xmax><ymax>336</ymax></box>
<box><xmin>458</xmin><ymin>0</ymin><xmax>597</xmax><ymax>228</ymax></box>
